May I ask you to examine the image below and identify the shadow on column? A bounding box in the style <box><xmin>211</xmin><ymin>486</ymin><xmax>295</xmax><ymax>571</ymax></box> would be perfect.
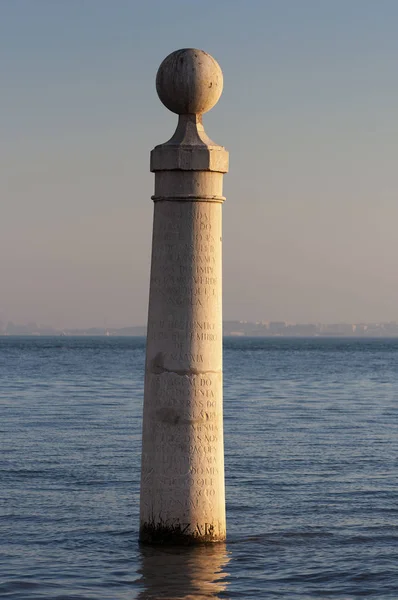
<box><xmin>136</xmin><ymin>542</ymin><xmax>230</xmax><ymax>599</ymax></box>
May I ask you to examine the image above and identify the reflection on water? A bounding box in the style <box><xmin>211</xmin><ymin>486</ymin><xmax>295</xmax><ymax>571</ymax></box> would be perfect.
<box><xmin>137</xmin><ymin>543</ymin><xmax>230</xmax><ymax>599</ymax></box>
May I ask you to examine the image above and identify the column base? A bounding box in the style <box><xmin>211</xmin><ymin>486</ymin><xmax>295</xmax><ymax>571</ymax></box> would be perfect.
<box><xmin>139</xmin><ymin>521</ymin><xmax>226</xmax><ymax>545</ymax></box>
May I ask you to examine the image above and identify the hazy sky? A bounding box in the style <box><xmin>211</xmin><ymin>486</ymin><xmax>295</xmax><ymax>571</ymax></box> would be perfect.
<box><xmin>2</xmin><ymin>0</ymin><xmax>398</xmax><ymax>327</ymax></box>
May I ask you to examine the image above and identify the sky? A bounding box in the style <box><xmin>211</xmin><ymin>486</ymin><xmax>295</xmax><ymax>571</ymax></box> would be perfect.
<box><xmin>2</xmin><ymin>0</ymin><xmax>398</xmax><ymax>328</ymax></box>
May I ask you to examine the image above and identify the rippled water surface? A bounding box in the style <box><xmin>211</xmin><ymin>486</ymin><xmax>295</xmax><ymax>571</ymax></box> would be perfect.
<box><xmin>1</xmin><ymin>337</ymin><xmax>397</xmax><ymax>599</ymax></box>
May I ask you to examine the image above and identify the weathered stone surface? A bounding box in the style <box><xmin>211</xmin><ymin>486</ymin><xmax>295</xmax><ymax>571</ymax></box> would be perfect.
<box><xmin>150</xmin><ymin>114</ymin><xmax>229</xmax><ymax>174</ymax></box>
<box><xmin>150</xmin><ymin>143</ymin><xmax>229</xmax><ymax>174</ymax></box>
<box><xmin>140</xmin><ymin>49</ymin><xmax>228</xmax><ymax>544</ymax></box>
<box><xmin>156</xmin><ymin>48</ymin><xmax>223</xmax><ymax>116</ymax></box>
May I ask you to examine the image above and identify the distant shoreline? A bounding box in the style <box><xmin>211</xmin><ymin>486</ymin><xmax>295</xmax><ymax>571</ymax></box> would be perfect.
<box><xmin>2</xmin><ymin>320</ymin><xmax>398</xmax><ymax>338</ymax></box>
<box><xmin>2</xmin><ymin>334</ymin><xmax>398</xmax><ymax>339</ymax></box>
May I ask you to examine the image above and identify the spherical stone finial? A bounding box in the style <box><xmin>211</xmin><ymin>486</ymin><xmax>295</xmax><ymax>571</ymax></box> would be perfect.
<box><xmin>156</xmin><ymin>48</ymin><xmax>223</xmax><ymax>115</ymax></box>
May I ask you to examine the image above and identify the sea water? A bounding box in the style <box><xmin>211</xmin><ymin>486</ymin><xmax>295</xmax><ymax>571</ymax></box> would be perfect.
<box><xmin>1</xmin><ymin>337</ymin><xmax>397</xmax><ymax>599</ymax></box>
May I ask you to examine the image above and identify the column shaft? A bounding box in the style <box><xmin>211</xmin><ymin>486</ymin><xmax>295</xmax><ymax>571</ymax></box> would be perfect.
<box><xmin>140</xmin><ymin>199</ymin><xmax>226</xmax><ymax>543</ymax></box>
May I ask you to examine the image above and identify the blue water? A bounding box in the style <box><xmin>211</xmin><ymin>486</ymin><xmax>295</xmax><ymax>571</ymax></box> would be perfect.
<box><xmin>1</xmin><ymin>337</ymin><xmax>397</xmax><ymax>599</ymax></box>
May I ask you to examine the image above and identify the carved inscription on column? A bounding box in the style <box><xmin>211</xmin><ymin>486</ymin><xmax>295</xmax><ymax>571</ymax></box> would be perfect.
<box><xmin>141</xmin><ymin>369</ymin><xmax>224</xmax><ymax>532</ymax></box>
<box><xmin>149</xmin><ymin>202</ymin><xmax>220</xmax><ymax>312</ymax></box>
<box><xmin>142</xmin><ymin>199</ymin><xmax>225</xmax><ymax>539</ymax></box>
<box><xmin>146</xmin><ymin>201</ymin><xmax>222</xmax><ymax>372</ymax></box>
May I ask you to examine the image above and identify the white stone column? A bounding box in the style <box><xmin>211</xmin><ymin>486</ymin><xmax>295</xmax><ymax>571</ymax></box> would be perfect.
<box><xmin>139</xmin><ymin>48</ymin><xmax>228</xmax><ymax>544</ymax></box>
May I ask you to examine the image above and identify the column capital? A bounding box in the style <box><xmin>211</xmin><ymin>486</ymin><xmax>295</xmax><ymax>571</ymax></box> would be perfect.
<box><xmin>151</xmin><ymin>115</ymin><xmax>228</xmax><ymax>173</ymax></box>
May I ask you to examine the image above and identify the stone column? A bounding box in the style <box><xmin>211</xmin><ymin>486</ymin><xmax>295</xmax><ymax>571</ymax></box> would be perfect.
<box><xmin>139</xmin><ymin>48</ymin><xmax>228</xmax><ymax>544</ymax></box>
